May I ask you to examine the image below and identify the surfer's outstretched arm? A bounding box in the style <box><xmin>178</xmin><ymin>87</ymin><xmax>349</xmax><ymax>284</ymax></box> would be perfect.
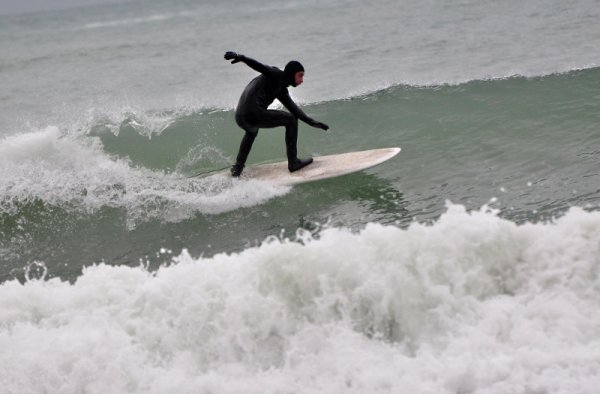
<box><xmin>224</xmin><ymin>51</ymin><xmax>275</xmax><ymax>76</ymax></box>
<box><xmin>278</xmin><ymin>90</ymin><xmax>329</xmax><ymax>131</ymax></box>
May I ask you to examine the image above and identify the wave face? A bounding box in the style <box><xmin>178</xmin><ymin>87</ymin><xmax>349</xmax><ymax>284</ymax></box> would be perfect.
<box><xmin>1</xmin><ymin>205</ymin><xmax>600</xmax><ymax>393</ymax></box>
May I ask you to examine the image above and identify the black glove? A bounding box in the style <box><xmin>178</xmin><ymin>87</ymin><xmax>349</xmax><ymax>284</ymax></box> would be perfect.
<box><xmin>312</xmin><ymin>121</ymin><xmax>329</xmax><ymax>131</ymax></box>
<box><xmin>224</xmin><ymin>51</ymin><xmax>242</xmax><ymax>64</ymax></box>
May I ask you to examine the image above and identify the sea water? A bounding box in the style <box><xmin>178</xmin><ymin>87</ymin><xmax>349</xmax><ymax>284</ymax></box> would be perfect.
<box><xmin>1</xmin><ymin>0</ymin><xmax>600</xmax><ymax>392</ymax></box>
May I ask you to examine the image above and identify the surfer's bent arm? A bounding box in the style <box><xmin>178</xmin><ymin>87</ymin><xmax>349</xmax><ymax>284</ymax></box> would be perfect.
<box><xmin>278</xmin><ymin>91</ymin><xmax>313</xmax><ymax>124</ymax></box>
<box><xmin>278</xmin><ymin>91</ymin><xmax>329</xmax><ymax>130</ymax></box>
<box><xmin>224</xmin><ymin>51</ymin><xmax>274</xmax><ymax>76</ymax></box>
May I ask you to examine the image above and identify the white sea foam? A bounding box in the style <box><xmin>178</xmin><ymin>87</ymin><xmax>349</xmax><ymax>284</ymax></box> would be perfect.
<box><xmin>1</xmin><ymin>204</ymin><xmax>599</xmax><ymax>393</ymax></box>
<box><xmin>0</xmin><ymin>127</ymin><xmax>289</xmax><ymax>227</ymax></box>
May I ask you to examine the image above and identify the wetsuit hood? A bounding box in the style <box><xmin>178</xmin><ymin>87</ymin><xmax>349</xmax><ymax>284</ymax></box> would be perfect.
<box><xmin>284</xmin><ymin>60</ymin><xmax>304</xmax><ymax>87</ymax></box>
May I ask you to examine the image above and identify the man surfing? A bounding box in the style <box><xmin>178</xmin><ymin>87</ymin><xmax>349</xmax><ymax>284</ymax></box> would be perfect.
<box><xmin>224</xmin><ymin>51</ymin><xmax>329</xmax><ymax>177</ymax></box>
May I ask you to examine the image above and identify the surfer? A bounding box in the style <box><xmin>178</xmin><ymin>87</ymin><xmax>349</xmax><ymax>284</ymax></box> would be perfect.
<box><xmin>224</xmin><ymin>51</ymin><xmax>329</xmax><ymax>177</ymax></box>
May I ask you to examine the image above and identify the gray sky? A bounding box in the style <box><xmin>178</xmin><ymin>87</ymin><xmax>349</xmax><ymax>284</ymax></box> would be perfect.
<box><xmin>0</xmin><ymin>0</ymin><xmax>133</xmax><ymax>15</ymax></box>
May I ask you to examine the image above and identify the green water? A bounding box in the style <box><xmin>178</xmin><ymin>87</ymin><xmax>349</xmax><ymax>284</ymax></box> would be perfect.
<box><xmin>2</xmin><ymin>69</ymin><xmax>600</xmax><ymax>282</ymax></box>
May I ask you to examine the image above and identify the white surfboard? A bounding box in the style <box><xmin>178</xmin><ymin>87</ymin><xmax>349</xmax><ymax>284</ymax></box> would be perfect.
<box><xmin>210</xmin><ymin>147</ymin><xmax>400</xmax><ymax>186</ymax></box>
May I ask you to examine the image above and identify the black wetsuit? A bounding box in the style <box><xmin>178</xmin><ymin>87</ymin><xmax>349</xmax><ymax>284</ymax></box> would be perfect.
<box><xmin>225</xmin><ymin>52</ymin><xmax>328</xmax><ymax>175</ymax></box>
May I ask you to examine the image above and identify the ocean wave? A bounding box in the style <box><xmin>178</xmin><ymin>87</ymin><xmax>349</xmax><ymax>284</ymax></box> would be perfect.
<box><xmin>1</xmin><ymin>203</ymin><xmax>599</xmax><ymax>392</ymax></box>
<box><xmin>0</xmin><ymin>127</ymin><xmax>289</xmax><ymax>228</ymax></box>
<box><xmin>336</xmin><ymin>65</ymin><xmax>600</xmax><ymax>102</ymax></box>
<box><xmin>69</xmin><ymin>66</ymin><xmax>600</xmax><ymax>123</ymax></box>
<box><xmin>2</xmin><ymin>64</ymin><xmax>599</xmax><ymax>231</ymax></box>
<box><xmin>192</xmin><ymin>65</ymin><xmax>600</xmax><ymax>108</ymax></box>
<box><xmin>7</xmin><ymin>65</ymin><xmax>599</xmax><ymax>142</ymax></box>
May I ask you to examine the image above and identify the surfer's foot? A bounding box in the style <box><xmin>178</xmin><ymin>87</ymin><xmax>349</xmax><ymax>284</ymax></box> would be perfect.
<box><xmin>288</xmin><ymin>157</ymin><xmax>313</xmax><ymax>172</ymax></box>
<box><xmin>230</xmin><ymin>163</ymin><xmax>244</xmax><ymax>177</ymax></box>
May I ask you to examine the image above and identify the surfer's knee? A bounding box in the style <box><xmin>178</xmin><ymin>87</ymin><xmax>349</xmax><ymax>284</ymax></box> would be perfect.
<box><xmin>276</xmin><ymin>111</ymin><xmax>295</xmax><ymax>126</ymax></box>
<box><xmin>285</xmin><ymin>113</ymin><xmax>297</xmax><ymax>127</ymax></box>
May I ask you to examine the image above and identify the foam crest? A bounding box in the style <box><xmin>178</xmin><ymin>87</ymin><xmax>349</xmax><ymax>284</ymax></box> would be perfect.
<box><xmin>1</xmin><ymin>204</ymin><xmax>598</xmax><ymax>392</ymax></box>
<box><xmin>84</xmin><ymin>105</ymin><xmax>195</xmax><ymax>138</ymax></box>
<box><xmin>0</xmin><ymin>127</ymin><xmax>289</xmax><ymax>225</ymax></box>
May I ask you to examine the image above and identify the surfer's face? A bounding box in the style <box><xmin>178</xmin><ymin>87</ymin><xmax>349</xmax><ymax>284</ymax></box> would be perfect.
<box><xmin>294</xmin><ymin>71</ymin><xmax>304</xmax><ymax>86</ymax></box>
